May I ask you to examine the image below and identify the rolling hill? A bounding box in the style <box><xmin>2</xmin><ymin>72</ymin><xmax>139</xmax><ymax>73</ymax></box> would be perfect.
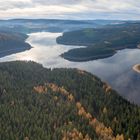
<box><xmin>57</xmin><ymin>22</ymin><xmax>140</xmax><ymax>62</ymax></box>
<box><xmin>0</xmin><ymin>61</ymin><xmax>139</xmax><ymax>140</ymax></box>
<box><xmin>0</xmin><ymin>31</ymin><xmax>31</xmax><ymax>58</ymax></box>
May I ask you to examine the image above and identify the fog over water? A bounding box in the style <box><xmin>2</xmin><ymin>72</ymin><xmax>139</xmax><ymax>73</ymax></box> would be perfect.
<box><xmin>0</xmin><ymin>32</ymin><xmax>140</xmax><ymax>105</ymax></box>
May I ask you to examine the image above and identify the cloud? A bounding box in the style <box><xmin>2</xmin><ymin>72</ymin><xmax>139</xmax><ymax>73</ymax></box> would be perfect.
<box><xmin>33</xmin><ymin>0</ymin><xmax>81</xmax><ymax>5</ymax></box>
<box><xmin>0</xmin><ymin>0</ymin><xmax>139</xmax><ymax>20</ymax></box>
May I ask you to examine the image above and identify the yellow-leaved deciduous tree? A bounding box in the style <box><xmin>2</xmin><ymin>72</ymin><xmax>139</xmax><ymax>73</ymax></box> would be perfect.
<box><xmin>115</xmin><ymin>134</ymin><xmax>124</xmax><ymax>140</ymax></box>
<box><xmin>76</xmin><ymin>102</ymin><xmax>82</xmax><ymax>109</ymax></box>
<box><xmin>54</xmin><ymin>96</ymin><xmax>58</xmax><ymax>101</ymax></box>
<box><xmin>68</xmin><ymin>94</ymin><xmax>74</xmax><ymax>101</ymax></box>
<box><xmin>62</xmin><ymin>128</ymin><xmax>92</xmax><ymax>140</ymax></box>
<box><xmin>103</xmin><ymin>107</ymin><xmax>108</xmax><ymax>114</ymax></box>
<box><xmin>86</xmin><ymin>112</ymin><xmax>92</xmax><ymax>120</ymax></box>
<box><xmin>34</xmin><ymin>85</ymin><xmax>47</xmax><ymax>94</ymax></box>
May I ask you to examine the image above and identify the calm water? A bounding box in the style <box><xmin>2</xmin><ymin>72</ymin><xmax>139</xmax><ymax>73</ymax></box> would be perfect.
<box><xmin>0</xmin><ymin>32</ymin><xmax>140</xmax><ymax>105</ymax></box>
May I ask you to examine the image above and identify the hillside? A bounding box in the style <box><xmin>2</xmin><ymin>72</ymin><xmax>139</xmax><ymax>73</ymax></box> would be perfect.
<box><xmin>0</xmin><ymin>61</ymin><xmax>139</xmax><ymax>140</ymax></box>
<box><xmin>0</xmin><ymin>19</ymin><xmax>125</xmax><ymax>33</ymax></box>
<box><xmin>0</xmin><ymin>31</ymin><xmax>31</xmax><ymax>57</ymax></box>
<box><xmin>57</xmin><ymin>23</ymin><xmax>140</xmax><ymax>62</ymax></box>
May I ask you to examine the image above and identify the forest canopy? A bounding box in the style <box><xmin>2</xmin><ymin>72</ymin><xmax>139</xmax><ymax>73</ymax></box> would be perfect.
<box><xmin>0</xmin><ymin>61</ymin><xmax>139</xmax><ymax>140</ymax></box>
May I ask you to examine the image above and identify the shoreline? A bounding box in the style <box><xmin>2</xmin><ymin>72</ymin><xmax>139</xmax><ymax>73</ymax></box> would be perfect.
<box><xmin>133</xmin><ymin>64</ymin><xmax>140</xmax><ymax>73</ymax></box>
<box><xmin>61</xmin><ymin>52</ymin><xmax>115</xmax><ymax>62</ymax></box>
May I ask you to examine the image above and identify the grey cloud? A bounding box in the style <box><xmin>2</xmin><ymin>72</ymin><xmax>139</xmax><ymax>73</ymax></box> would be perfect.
<box><xmin>0</xmin><ymin>0</ymin><xmax>139</xmax><ymax>20</ymax></box>
<box><xmin>32</xmin><ymin>0</ymin><xmax>81</xmax><ymax>5</ymax></box>
<box><xmin>0</xmin><ymin>0</ymin><xmax>33</xmax><ymax>10</ymax></box>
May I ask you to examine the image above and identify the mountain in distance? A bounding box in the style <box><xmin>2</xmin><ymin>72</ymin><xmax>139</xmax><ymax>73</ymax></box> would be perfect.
<box><xmin>0</xmin><ymin>61</ymin><xmax>139</xmax><ymax>140</ymax></box>
<box><xmin>0</xmin><ymin>19</ymin><xmax>126</xmax><ymax>33</ymax></box>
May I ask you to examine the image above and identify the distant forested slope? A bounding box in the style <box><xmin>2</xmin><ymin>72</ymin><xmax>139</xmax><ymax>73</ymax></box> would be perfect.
<box><xmin>0</xmin><ymin>61</ymin><xmax>139</xmax><ymax>140</ymax></box>
<box><xmin>0</xmin><ymin>19</ymin><xmax>125</xmax><ymax>33</ymax></box>
<box><xmin>57</xmin><ymin>23</ymin><xmax>140</xmax><ymax>61</ymax></box>
<box><xmin>0</xmin><ymin>31</ymin><xmax>31</xmax><ymax>57</ymax></box>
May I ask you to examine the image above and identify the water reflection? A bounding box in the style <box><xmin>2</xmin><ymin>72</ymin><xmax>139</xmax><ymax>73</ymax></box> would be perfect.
<box><xmin>0</xmin><ymin>32</ymin><xmax>140</xmax><ymax>105</ymax></box>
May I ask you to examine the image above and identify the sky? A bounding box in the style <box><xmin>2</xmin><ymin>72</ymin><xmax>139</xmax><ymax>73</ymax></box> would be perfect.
<box><xmin>0</xmin><ymin>0</ymin><xmax>140</xmax><ymax>20</ymax></box>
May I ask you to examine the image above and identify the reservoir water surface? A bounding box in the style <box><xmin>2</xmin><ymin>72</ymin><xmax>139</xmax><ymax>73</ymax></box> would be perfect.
<box><xmin>0</xmin><ymin>32</ymin><xmax>140</xmax><ymax>105</ymax></box>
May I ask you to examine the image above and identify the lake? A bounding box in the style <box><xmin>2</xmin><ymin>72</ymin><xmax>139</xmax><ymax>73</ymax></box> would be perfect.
<box><xmin>0</xmin><ymin>32</ymin><xmax>140</xmax><ymax>105</ymax></box>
